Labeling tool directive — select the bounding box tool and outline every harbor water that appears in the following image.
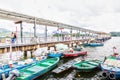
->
[0,37,118,80]
[35,37,120,80]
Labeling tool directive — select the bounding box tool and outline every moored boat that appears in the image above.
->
[73,47,82,51]
[64,51,87,57]
[73,59,102,72]
[0,57,45,80]
[16,57,59,80]
[100,56,120,79]
[52,59,76,74]
[47,51,63,58]
[84,43,104,47]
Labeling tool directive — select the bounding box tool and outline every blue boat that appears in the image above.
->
[84,43,104,47]
[0,58,44,80]
[16,57,59,80]
[47,52,63,58]
[100,57,120,79]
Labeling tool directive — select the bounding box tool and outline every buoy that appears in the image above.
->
[101,71,109,79]
[109,72,115,80]
[78,74,80,77]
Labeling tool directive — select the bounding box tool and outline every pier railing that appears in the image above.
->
[0,36,92,46]
[0,35,111,47]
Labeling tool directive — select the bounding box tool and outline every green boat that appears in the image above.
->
[73,60,102,72]
[73,45,83,51]
[17,57,59,80]
[73,47,81,51]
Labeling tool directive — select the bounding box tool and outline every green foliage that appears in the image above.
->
[110,32,120,36]
[53,34,65,37]
[53,33,83,37]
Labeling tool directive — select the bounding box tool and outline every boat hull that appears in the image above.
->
[73,47,81,51]
[0,58,43,80]
[100,57,120,79]
[64,51,87,57]
[84,43,104,47]
[101,64,120,79]
[73,60,102,72]
[17,57,59,80]
[48,53,63,58]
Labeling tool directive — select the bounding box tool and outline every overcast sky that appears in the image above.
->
[0,0,120,33]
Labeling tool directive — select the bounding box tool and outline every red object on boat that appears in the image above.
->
[113,53,118,57]
[64,51,87,57]
[10,64,13,68]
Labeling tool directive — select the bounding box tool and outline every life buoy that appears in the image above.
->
[109,72,115,79]
[102,71,109,79]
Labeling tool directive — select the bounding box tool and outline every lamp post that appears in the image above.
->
[33,18,36,37]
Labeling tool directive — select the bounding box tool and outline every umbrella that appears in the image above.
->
[52,30,60,34]
[53,30,69,34]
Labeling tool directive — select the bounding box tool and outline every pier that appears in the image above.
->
[0,39,89,54]
[0,9,111,54]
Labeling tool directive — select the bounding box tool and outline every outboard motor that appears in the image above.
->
[6,69,20,80]
[109,72,115,80]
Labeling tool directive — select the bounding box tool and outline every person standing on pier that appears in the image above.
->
[113,46,119,57]
[11,32,16,43]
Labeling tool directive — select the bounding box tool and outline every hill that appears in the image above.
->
[110,32,120,36]
[0,28,51,37]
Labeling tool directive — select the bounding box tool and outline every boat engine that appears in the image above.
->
[6,69,20,80]
[109,72,115,80]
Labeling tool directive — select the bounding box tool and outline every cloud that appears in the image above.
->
[0,0,120,32]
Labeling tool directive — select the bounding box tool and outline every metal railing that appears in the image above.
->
[0,36,97,46]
